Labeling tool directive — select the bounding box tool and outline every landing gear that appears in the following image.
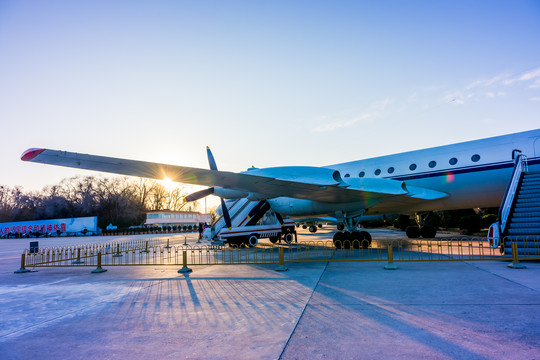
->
[269,236,279,244]
[308,225,317,233]
[333,231,372,249]
[337,223,345,231]
[406,226,421,239]
[420,225,437,239]
[404,212,439,239]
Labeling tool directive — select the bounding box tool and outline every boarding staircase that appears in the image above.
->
[498,154,540,256]
[207,199,272,240]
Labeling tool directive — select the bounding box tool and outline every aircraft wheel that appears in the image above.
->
[349,231,365,249]
[406,226,421,239]
[360,231,372,248]
[318,223,322,228]
[269,236,279,244]
[333,232,344,249]
[420,225,437,238]
[302,224,307,229]
[247,234,259,247]
[284,233,294,244]
[308,225,317,233]
[337,223,345,231]
[341,231,351,249]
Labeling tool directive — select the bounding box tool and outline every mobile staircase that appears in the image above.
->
[203,199,296,246]
[489,154,540,256]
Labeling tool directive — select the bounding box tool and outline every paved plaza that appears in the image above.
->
[1,228,539,359]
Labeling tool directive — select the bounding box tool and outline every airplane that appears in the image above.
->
[20,128,540,246]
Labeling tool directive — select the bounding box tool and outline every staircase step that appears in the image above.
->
[511,217,540,223]
[514,204,540,211]
[517,193,540,199]
[522,179,540,186]
[507,228,540,235]
[505,235,540,242]
[509,221,540,228]
[512,211,540,218]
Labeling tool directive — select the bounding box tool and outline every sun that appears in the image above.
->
[160,176,177,192]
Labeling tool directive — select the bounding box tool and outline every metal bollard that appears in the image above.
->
[165,238,171,249]
[384,244,398,270]
[178,250,192,273]
[14,253,31,273]
[141,241,149,253]
[73,248,84,264]
[275,246,288,271]
[91,252,107,273]
[113,243,123,257]
[507,242,526,269]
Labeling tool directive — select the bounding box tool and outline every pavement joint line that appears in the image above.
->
[465,260,540,294]
[278,261,329,360]
[0,277,168,340]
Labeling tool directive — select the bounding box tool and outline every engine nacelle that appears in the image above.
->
[267,197,366,217]
[213,188,248,199]
[244,166,344,186]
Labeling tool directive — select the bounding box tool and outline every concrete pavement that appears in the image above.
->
[1,228,539,359]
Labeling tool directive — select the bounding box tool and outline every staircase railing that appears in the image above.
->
[498,154,528,235]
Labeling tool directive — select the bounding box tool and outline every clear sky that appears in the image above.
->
[1,0,539,193]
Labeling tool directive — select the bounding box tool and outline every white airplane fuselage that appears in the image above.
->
[268,129,540,217]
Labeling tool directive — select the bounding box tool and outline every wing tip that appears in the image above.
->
[21,148,45,161]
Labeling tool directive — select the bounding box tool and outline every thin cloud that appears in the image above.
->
[313,113,373,132]
[312,98,391,132]
[503,67,540,85]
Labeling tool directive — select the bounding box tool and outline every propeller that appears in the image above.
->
[184,187,215,202]
[207,146,218,170]
[184,146,232,230]
[275,212,284,225]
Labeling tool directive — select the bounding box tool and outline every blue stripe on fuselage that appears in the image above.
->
[385,157,540,181]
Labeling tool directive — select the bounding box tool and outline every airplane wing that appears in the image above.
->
[21,148,448,205]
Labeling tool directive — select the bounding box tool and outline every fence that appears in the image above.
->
[14,237,540,274]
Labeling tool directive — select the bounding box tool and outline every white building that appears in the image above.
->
[144,210,211,228]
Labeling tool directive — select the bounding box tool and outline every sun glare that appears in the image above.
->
[161,176,177,191]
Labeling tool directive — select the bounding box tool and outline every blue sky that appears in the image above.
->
[1,0,539,193]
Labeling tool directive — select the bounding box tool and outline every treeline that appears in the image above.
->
[0,176,198,229]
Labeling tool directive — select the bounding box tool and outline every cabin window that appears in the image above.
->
[449,157,458,165]
[471,154,480,162]
[359,171,365,177]
[374,169,381,176]
[428,161,436,168]
[344,173,350,178]
[409,163,417,171]
[387,167,395,174]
